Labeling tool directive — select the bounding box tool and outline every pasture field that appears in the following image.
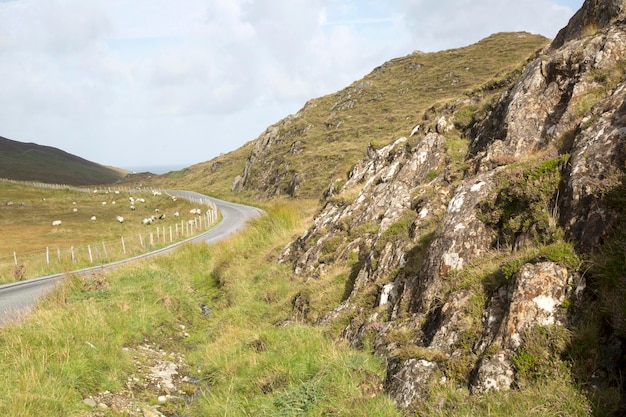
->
[0,181,216,283]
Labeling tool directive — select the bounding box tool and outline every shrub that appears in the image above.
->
[512,325,571,387]
[479,154,569,248]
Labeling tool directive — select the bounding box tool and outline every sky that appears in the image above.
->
[0,0,585,173]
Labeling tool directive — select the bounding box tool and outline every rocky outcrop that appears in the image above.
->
[472,262,576,393]
[551,0,626,49]
[225,33,548,200]
[231,118,305,197]
[281,0,626,411]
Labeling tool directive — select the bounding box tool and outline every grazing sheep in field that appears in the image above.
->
[174,211,179,217]
[112,201,116,205]
[91,216,97,221]
[130,205,136,210]
[72,208,78,212]
[158,214,165,220]
[138,198,145,203]
[116,216,124,223]
[102,202,107,205]
[171,196,177,201]
[152,190,162,196]
[52,220,62,226]
[154,208,160,213]
[189,208,201,215]
[142,218,153,225]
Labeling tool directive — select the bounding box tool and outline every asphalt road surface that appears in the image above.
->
[0,191,264,326]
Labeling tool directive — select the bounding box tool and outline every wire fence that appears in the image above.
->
[0,177,154,193]
[0,179,220,283]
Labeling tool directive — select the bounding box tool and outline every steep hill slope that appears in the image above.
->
[279,0,626,414]
[0,136,126,186]
[151,32,548,200]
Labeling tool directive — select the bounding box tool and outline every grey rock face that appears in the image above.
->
[281,0,626,410]
[472,262,572,393]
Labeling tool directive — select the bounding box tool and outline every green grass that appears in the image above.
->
[0,194,615,416]
[0,203,399,416]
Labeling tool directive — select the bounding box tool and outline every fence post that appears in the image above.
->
[57,248,61,263]
[71,246,75,263]
[169,226,173,242]
[13,251,17,266]
[122,236,126,255]
[88,245,93,263]
[150,233,154,246]
[46,247,50,265]
[103,242,108,258]
[157,227,160,242]
[139,234,144,248]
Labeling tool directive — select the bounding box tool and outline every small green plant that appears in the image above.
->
[273,380,321,414]
[392,345,447,362]
[377,211,416,249]
[453,103,480,128]
[512,325,571,387]
[479,154,569,249]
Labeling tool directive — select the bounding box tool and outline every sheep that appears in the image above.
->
[137,198,145,203]
[189,208,202,215]
[72,208,78,212]
[158,214,166,220]
[116,216,124,223]
[52,220,62,226]
[130,205,136,211]
[174,211,179,217]
[90,216,97,221]
[102,202,107,205]
[171,196,177,201]
[152,190,162,196]
[154,208,160,213]
[142,218,153,225]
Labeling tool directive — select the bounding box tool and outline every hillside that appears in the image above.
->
[0,136,126,186]
[3,1,626,416]
[147,32,549,200]
[278,0,626,413]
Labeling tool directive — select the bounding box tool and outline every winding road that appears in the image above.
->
[0,191,264,325]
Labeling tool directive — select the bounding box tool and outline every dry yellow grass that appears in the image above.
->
[0,181,216,282]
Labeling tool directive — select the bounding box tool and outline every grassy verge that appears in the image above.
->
[0,203,399,416]
[0,196,605,416]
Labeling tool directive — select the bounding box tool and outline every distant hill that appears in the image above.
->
[0,136,126,186]
[148,32,549,200]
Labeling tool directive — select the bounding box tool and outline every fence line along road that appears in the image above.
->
[0,190,264,326]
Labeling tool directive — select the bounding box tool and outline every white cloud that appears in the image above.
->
[0,0,582,170]
[402,0,574,51]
